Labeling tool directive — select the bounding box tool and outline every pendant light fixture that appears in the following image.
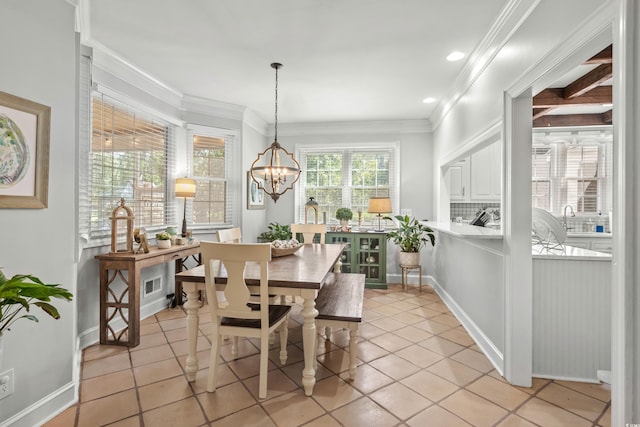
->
[249,62,301,202]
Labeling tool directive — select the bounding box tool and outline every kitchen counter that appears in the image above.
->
[532,244,612,261]
[423,221,502,239]
[567,231,612,238]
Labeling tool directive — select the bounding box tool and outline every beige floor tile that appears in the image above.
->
[401,370,459,402]
[427,359,483,387]
[317,348,361,375]
[369,382,433,420]
[339,363,394,394]
[261,390,326,427]
[362,298,383,309]
[311,375,363,411]
[598,403,611,427]
[132,357,183,387]
[332,397,400,427]
[81,352,131,380]
[164,326,198,343]
[536,382,607,421]
[139,321,162,336]
[369,295,400,305]
[395,344,444,368]
[495,414,538,427]
[450,348,494,373]
[393,325,433,343]
[218,337,259,361]
[82,344,128,362]
[369,316,407,332]
[42,405,77,427]
[431,313,462,327]
[369,353,421,380]
[197,382,257,421]
[414,320,454,336]
[159,316,189,331]
[155,308,187,321]
[357,322,387,339]
[130,343,175,367]
[439,328,475,346]
[389,300,421,312]
[280,360,333,388]
[355,340,389,362]
[369,332,412,352]
[211,405,277,427]
[408,305,442,318]
[555,379,611,402]
[372,304,403,316]
[190,363,238,393]
[440,389,508,427]
[517,397,592,427]
[419,335,465,356]
[107,416,141,427]
[426,301,450,312]
[76,389,139,427]
[138,375,194,411]
[465,376,530,410]
[361,309,386,322]
[80,369,135,402]
[227,353,277,379]
[243,369,299,399]
[170,335,211,357]
[142,396,206,427]
[301,414,342,426]
[407,405,471,427]
[136,331,169,350]
[510,376,550,394]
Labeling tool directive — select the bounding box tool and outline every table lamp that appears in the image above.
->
[175,177,196,237]
[368,197,392,232]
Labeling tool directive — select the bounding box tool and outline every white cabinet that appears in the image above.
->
[470,142,501,202]
[448,158,469,201]
[565,235,612,253]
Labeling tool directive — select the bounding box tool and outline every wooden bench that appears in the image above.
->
[314,272,365,380]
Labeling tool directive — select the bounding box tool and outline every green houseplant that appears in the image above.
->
[156,231,172,248]
[384,214,435,265]
[335,207,353,231]
[0,269,73,335]
[258,222,292,242]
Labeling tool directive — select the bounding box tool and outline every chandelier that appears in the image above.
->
[249,63,301,202]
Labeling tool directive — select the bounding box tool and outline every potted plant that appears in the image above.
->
[258,222,292,242]
[384,214,435,266]
[156,231,172,249]
[0,269,73,366]
[335,207,353,231]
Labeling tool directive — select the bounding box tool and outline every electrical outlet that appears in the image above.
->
[0,368,14,400]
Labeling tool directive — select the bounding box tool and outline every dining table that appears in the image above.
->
[174,242,344,396]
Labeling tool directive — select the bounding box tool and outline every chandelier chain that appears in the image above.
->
[274,65,278,142]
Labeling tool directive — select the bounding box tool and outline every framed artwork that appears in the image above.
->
[247,171,265,210]
[0,91,51,208]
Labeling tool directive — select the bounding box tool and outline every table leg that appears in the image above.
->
[300,289,319,396]
[184,282,201,382]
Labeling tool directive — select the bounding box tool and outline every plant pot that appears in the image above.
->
[340,219,349,231]
[398,251,420,267]
[157,239,171,249]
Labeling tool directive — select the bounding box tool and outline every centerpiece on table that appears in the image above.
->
[155,231,172,249]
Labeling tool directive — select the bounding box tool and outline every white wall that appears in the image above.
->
[0,1,78,425]
[241,122,268,242]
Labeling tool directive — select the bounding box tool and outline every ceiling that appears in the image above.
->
[86,0,509,125]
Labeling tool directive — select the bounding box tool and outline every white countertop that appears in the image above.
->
[532,244,612,261]
[566,232,612,238]
[423,221,503,239]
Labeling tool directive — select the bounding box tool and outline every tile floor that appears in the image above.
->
[44,284,611,427]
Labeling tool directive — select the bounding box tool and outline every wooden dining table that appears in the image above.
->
[174,243,344,396]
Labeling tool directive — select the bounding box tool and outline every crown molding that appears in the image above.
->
[242,109,268,135]
[271,119,431,137]
[430,0,542,130]
[181,95,248,121]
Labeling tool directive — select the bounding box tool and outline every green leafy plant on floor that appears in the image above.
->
[383,214,435,253]
[258,222,292,242]
[0,269,73,334]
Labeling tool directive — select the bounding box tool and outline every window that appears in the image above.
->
[531,129,612,215]
[81,93,175,240]
[187,125,238,228]
[295,144,399,225]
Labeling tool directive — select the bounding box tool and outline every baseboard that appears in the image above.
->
[533,373,603,384]
[0,382,76,427]
[427,275,505,376]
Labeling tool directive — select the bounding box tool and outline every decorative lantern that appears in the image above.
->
[304,197,319,224]
[110,198,135,254]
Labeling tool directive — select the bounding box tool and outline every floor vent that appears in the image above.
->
[144,276,162,297]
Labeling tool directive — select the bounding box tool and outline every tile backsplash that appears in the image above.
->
[450,203,500,221]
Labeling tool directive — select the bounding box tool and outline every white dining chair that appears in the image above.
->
[216,227,242,243]
[290,223,327,244]
[201,241,291,399]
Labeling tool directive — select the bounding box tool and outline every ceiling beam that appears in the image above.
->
[532,108,555,120]
[565,64,612,98]
[533,86,612,108]
[584,45,612,65]
[532,110,613,128]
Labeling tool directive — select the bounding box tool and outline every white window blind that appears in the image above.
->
[295,144,399,225]
[79,75,176,240]
[187,125,238,228]
[531,129,612,215]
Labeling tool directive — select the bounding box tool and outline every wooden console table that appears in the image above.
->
[95,243,200,347]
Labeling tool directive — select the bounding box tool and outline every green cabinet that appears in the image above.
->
[327,231,387,289]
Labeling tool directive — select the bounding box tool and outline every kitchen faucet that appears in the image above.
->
[562,204,575,230]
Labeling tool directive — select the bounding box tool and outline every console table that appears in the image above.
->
[95,243,200,347]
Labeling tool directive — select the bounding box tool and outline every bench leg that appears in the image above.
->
[348,325,358,380]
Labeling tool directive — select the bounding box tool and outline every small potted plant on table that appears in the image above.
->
[335,208,353,231]
[156,231,172,249]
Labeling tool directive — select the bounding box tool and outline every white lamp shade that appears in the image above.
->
[175,178,196,198]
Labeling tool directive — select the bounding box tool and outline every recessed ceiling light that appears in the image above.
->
[447,51,465,62]
[422,97,436,104]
